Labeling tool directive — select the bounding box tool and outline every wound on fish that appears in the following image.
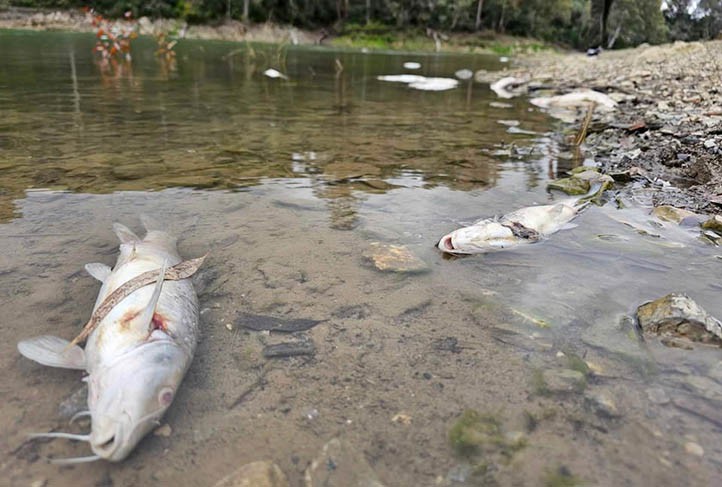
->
[120,309,140,329]
[151,313,166,331]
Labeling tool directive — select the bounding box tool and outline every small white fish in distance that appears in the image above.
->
[437,199,580,254]
[530,90,617,111]
[17,216,203,463]
[263,68,288,80]
[489,76,527,99]
[377,74,459,91]
[403,61,421,69]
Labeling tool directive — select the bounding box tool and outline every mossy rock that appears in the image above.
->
[701,215,722,232]
[449,410,503,456]
[547,177,590,195]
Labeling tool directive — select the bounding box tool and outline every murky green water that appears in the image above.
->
[2,30,721,486]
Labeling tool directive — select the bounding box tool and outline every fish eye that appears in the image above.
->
[158,387,175,407]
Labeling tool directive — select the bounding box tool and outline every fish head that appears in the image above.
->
[88,340,188,461]
[437,221,516,254]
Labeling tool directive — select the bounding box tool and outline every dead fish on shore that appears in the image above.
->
[17,217,205,464]
[437,197,593,255]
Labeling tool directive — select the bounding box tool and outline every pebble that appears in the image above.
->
[684,442,704,457]
[646,387,670,405]
[362,242,428,274]
[213,461,289,487]
[541,368,586,393]
[305,438,386,487]
[154,424,172,437]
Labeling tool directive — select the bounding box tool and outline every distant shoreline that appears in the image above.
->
[0,6,553,55]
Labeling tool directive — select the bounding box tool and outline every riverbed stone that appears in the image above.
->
[213,461,289,487]
[304,438,385,487]
[651,205,698,224]
[701,215,722,232]
[636,293,722,343]
[547,176,590,195]
[362,242,428,273]
[540,368,586,393]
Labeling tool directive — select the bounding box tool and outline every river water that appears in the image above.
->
[1,30,721,486]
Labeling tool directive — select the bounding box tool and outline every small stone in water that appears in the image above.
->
[646,387,670,405]
[684,442,704,457]
[391,413,412,425]
[154,424,172,437]
[651,205,698,224]
[363,242,428,273]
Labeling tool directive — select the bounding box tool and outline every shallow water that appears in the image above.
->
[1,30,721,486]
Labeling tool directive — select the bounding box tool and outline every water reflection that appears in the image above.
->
[0,30,550,223]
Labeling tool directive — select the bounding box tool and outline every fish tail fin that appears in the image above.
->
[17,335,86,370]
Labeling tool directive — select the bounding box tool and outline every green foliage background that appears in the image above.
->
[4,0,720,48]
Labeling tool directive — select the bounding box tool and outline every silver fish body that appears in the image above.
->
[438,200,579,254]
[17,218,201,463]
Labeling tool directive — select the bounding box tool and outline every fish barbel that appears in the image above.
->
[17,216,204,463]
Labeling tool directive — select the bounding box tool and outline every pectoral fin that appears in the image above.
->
[84,263,111,282]
[138,261,167,334]
[17,335,86,370]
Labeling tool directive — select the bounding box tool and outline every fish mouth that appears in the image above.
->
[440,236,455,252]
[91,425,121,460]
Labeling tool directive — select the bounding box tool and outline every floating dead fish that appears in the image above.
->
[454,69,473,80]
[530,90,617,111]
[403,61,421,70]
[437,199,582,254]
[489,76,527,99]
[17,217,205,464]
[236,312,323,332]
[377,74,459,92]
[263,68,288,80]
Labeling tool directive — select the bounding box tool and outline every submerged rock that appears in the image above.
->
[651,205,698,224]
[363,242,428,273]
[547,177,590,195]
[701,215,722,233]
[213,461,289,487]
[539,369,587,394]
[636,293,722,344]
[305,438,385,487]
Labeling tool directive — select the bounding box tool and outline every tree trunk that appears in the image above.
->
[475,0,484,31]
[366,0,371,25]
[226,0,232,20]
[243,0,249,23]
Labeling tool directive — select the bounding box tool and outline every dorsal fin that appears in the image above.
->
[84,263,111,282]
[18,335,86,370]
[113,223,140,244]
[138,261,167,334]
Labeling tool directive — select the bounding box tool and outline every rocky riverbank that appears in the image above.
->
[477,40,722,213]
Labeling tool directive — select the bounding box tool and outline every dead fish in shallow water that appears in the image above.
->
[17,216,205,464]
[437,199,584,255]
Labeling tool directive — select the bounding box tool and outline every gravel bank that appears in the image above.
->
[477,40,722,213]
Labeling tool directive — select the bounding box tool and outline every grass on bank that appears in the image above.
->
[329,22,554,54]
